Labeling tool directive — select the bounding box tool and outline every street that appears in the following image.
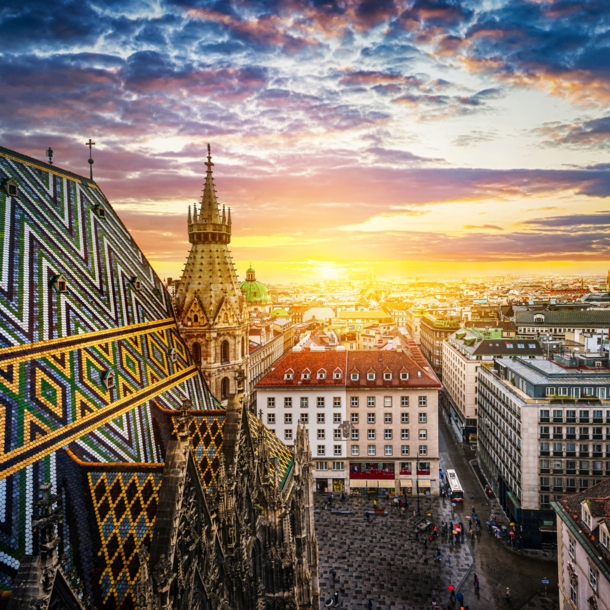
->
[313,415,560,609]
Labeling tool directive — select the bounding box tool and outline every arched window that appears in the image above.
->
[221,340,230,363]
[221,377,230,400]
[193,314,199,323]
[241,336,245,359]
[192,341,201,365]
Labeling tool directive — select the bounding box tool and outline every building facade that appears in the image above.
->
[553,479,610,610]
[255,348,442,496]
[175,145,249,405]
[515,310,610,340]
[477,355,610,549]
[420,314,461,378]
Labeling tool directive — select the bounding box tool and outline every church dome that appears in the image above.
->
[240,266,273,305]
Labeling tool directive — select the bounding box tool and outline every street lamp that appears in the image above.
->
[416,456,421,517]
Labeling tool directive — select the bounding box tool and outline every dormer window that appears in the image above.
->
[284,369,294,380]
[92,203,106,218]
[384,372,392,381]
[317,369,326,380]
[301,369,311,380]
[101,370,115,391]
[400,372,409,381]
[582,504,592,529]
[50,274,68,294]
[533,314,545,323]
[333,369,342,380]
[169,348,178,363]
[367,372,375,381]
[601,526,609,550]
[2,178,19,197]
[417,371,422,377]
[130,276,142,291]
[351,373,359,381]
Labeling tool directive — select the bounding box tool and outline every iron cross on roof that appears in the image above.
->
[85,138,95,180]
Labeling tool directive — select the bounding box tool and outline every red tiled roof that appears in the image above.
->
[255,349,440,389]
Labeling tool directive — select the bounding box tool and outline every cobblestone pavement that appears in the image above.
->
[314,493,473,610]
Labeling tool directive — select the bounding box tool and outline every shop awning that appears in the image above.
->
[349,480,367,488]
[377,480,396,488]
[399,480,413,488]
[418,480,432,488]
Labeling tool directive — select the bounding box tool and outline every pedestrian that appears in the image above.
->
[334,591,339,606]
[330,568,336,581]
[368,601,373,610]
[472,505,476,515]
[446,553,451,566]
[470,529,474,541]
[424,537,427,549]
[473,574,479,590]
[373,499,377,509]
[456,592,464,606]
[505,587,511,603]
[468,519,472,531]
[448,585,455,601]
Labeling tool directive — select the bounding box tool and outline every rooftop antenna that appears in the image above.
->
[85,138,95,180]
[46,147,53,165]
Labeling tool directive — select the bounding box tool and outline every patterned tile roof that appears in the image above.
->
[0,146,215,588]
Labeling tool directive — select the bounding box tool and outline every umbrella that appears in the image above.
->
[452,502,457,507]
[427,513,432,517]
[492,526,499,531]
[465,515,471,520]
[456,593,464,603]
[486,520,492,525]
[447,585,455,592]
[452,530,458,535]
[510,522,515,526]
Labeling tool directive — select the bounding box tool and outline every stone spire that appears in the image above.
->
[200,143,221,224]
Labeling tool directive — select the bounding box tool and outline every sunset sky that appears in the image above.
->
[2,0,609,282]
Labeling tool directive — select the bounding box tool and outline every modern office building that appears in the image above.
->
[477,354,610,548]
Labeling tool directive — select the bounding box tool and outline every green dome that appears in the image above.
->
[240,266,273,306]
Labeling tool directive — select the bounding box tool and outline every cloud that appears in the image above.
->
[522,212,610,229]
[463,224,504,230]
[535,115,610,150]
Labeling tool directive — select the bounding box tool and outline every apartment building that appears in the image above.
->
[477,354,610,549]
[420,314,461,377]
[515,310,610,340]
[442,329,543,442]
[256,347,441,495]
[553,479,610,610]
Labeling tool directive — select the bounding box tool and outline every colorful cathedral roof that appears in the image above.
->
[0,145,217,590]
[240,266,273,306]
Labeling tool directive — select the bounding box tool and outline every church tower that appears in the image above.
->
[175,144,248,405]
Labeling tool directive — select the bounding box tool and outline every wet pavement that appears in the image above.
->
[313,413,560,610]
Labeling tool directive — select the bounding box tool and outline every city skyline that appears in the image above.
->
[2,0,609,282]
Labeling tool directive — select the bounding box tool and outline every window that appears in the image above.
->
[267,397,275,408]
[267,413,275,424]
[332,461,344,470]
[589,566,597,591]
[317,369,326,380]
[301,397,308,408]
[419,430,427,440]
[316,461,328,470]
[570,579,577,605]
[284,429,293,440]
[317,413,325,424]
[367,413,375,424]
[284,413,292,424]
[351,373,359,381]
[334,429,342,440]
[284,371,293,380]
[333,397,341,408]
[368,445,376,455]
[367,396,375,407]
[546,387,555,396]
[384,396,392,407]
[583,506,592,528]
[302,371,310,380]
[401,413,409,423]
[368,429,375,439]
[351,445,359,455]
[367,372,375,381]
[334,445,342,456]
[384,445,393,455]
[301,413,309,424]
[384,372,392,380]
[400,372,409,381]
[351,413,359,424]
[351,429,359,440]
[601,528,609,549]
[419,413,427,423]
[384,413,392,424]
[419,396,427,407]
[540,409,550,420]
[419,445,427,456]
[384,429,393,440]
[317,445,325,456]
[333,413,341,424]
[317,397,325,408]
[401,429,409,440]
[401,396,409,407]
[351,397,359,407]
[317,429,325,440]
[333,370,342,380]
[559,387,568,396]
[401,445,410,456]
[284,397,292,408]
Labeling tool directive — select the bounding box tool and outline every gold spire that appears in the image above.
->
[200,143,220,224]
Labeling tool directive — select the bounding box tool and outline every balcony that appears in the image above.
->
[553,451,564,457]
[580,470,590,476]
[553,434,563,440]
[540,451,550,456]
[580,417,590,424]
[566,434,576,440]
[540,433,550,439]
[540,468,550,474]
[552,469,564,475]
[592,469,603,476]
[553,486,564,493]
[539,417,550,423]
[540,485,550,492]
[566,451,576,457]
[566,486,577,493]
[566,417,576,424]
[593,434,603,440]
[552,417,563,423]
[593,451,603,458]
[566,469,576,475]
[593,418,603,424]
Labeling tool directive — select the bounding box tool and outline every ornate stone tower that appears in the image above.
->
[175,144,248,405]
